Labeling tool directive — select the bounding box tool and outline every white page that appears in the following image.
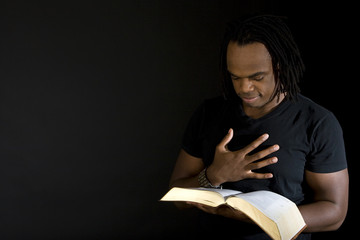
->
[235,190,295,222]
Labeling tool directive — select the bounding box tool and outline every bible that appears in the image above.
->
[160,187,307,240]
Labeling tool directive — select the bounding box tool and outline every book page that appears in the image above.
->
[233,190,296,221]
[226,197,280,239]
[227,190,306,240]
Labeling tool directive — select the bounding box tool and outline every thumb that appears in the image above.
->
[218,128,233,151]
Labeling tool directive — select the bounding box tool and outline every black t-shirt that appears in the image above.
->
[181,94,347,239]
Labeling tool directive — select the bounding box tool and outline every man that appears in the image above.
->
[168,15,348,239]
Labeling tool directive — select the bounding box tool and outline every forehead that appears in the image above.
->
[226,41,272,75]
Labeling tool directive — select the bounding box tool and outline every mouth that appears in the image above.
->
[240,96,259,103]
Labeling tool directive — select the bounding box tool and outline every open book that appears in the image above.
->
[160,187,306,240]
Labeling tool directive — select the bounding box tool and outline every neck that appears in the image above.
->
[243,93,286,119]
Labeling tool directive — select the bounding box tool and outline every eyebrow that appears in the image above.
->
[228,71,267,79]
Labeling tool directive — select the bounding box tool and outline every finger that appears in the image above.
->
[216,205,252,222]
[248,157,278,171]
[241,133,269,155]
[247,144,280,162]
[217,128,234,151]
[193,203,217,214]
[248,171,274,179]
[216,205,236,218]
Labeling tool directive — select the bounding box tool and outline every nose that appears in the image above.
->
[233,78,254,93]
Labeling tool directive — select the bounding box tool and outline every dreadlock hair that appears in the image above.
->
[220,14,305,102]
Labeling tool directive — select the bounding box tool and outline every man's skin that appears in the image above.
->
[169,41,349,232]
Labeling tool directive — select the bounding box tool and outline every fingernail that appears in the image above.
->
[271,157,278,163]
[263,134,269,140]
[273,145,279,150]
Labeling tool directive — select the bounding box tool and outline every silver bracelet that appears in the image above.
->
[198,168,222,189]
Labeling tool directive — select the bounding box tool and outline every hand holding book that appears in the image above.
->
[187,201,254,223]
[161,187,307,240]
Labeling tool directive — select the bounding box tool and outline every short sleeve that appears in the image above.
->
[181,103,206,158]
[305,112,347,173]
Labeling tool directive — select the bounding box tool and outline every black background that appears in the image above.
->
[0,1,357,239]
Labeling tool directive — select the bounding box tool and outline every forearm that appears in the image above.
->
[169,174,200,188]
[299,201,346,232]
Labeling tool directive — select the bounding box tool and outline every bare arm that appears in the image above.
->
[299,169,349,232]
[168,149,204,209]
[169,149,204,189]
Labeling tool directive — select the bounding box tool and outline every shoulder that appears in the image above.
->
[297,94,344,139]
[186,95,227,124]
[295,94,338,123]
[202,95,227,107]
[186,95,233,131]
[196,95,229,116]
[296,94,331,115]
[299,95,347,172]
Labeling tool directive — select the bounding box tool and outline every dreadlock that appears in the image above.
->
[220,14,305,102]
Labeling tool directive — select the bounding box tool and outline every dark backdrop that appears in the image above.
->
[0,1,356,239]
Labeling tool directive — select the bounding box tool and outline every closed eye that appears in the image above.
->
[252,75,264,81]
[230,74,240,80]
[229,71,267,81]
